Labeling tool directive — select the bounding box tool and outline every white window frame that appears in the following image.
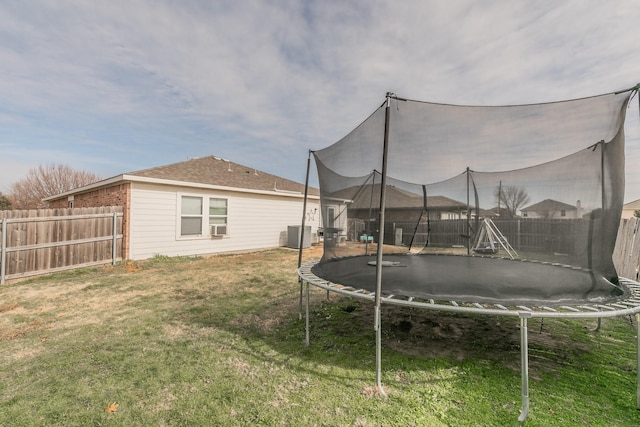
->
[209,198,228,237]
[177,193,230,240]
[179,195,204,237]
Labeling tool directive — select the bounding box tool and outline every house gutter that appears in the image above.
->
[44,174,320,201]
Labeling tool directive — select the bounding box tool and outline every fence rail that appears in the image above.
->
[0,207,124,284]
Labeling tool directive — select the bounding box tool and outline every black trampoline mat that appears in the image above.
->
[311,254,624,306]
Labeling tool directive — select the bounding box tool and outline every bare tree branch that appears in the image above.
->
[8,164,102,210]
[494,184,530,218]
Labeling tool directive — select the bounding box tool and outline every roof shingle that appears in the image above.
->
[129,155,318,195]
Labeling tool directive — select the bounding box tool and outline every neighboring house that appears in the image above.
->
[322,184,480,244]
[482,207,508,218]
[520,199,580,219]
[328,184,472,222]
[44,156,320,260]
[319,196,350,243]
[622,199,640,219]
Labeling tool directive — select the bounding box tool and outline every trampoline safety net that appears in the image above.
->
[311,88,639,306]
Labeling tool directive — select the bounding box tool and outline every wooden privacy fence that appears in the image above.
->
[385,218,581,250]
[613,216,640,281]
[378,217,640,280]
[0,207,124,284]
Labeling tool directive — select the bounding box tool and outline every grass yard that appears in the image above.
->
[1,246,639,426]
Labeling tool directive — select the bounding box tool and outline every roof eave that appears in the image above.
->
[44,174,319,201]
[43,174,127,201]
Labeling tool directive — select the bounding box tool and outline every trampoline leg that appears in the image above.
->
[593,317,602,332]
[375,305,387,397]
[305,281,310,347]
[518,315,530,423]
[298,278,303,321]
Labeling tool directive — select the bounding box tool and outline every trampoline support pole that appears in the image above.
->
[518,314,531,422]
[305,281,310,347]
[593,317,602,332]
[298,151,312,321]
[373,93,392,398]
[375,305,385,395]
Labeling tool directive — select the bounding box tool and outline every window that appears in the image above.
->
[181,196,203,236]
[209,198,228,236]
[179,195,228,238]
[560,210,566,217]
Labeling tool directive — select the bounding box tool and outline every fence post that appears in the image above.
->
[112,212,117,266]
[1,218,6,285]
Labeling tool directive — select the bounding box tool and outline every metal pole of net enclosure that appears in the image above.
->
[298,150,312,321]
[374,93,393,396]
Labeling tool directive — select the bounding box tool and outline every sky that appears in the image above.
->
[1,1,640,201]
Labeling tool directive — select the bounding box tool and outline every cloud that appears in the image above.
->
[0,1,639,200]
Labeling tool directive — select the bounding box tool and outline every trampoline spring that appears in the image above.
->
[610,303,629,309]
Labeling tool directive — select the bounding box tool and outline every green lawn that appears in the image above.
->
[1,248,639,426]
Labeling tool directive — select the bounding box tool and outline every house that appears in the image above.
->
[482,207,509,218]
[321,183,482,245]
[622,199,640,219]
[327,184,472,222]
[520,199,580,219]
[44,156,320,260]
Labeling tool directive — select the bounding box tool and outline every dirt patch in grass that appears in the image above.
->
[309,290,597,380]
[0,303,18,314]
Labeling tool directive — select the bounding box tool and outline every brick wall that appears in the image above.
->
[47,183,131,258]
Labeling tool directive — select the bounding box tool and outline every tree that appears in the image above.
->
[494,184,530,218]
[634,209,640,218]
[0,192,12,210]
[9,164,102,210]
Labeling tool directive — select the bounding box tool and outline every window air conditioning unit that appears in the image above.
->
[210,224,227,237]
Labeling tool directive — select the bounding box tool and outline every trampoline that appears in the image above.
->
[311,254,626,307]
[296,85,640,421]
